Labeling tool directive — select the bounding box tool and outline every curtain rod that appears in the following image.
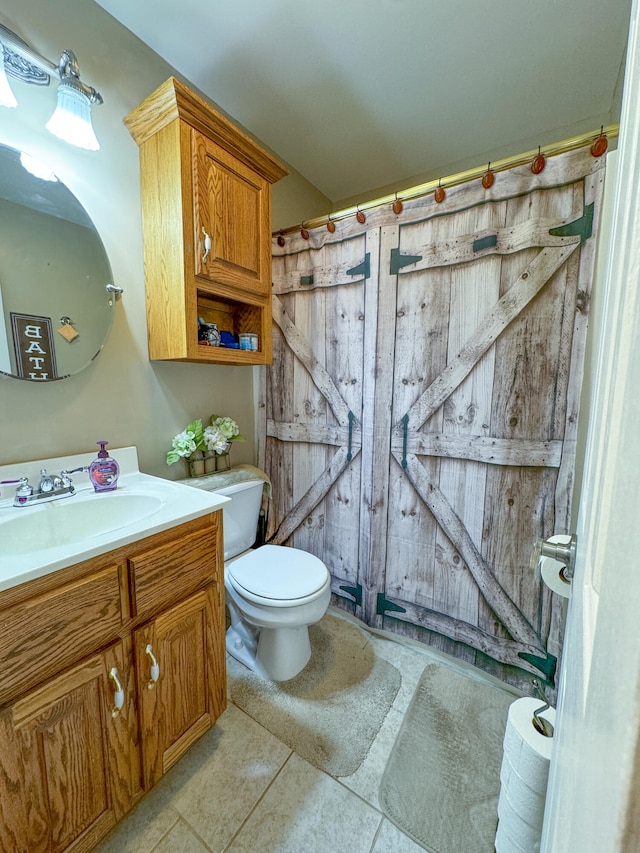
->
[274,123,619,237]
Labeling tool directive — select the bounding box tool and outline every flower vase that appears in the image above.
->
[216,447,231,471]
[204,450,217,474]
[202,445,231,474]
[187,449,205,477]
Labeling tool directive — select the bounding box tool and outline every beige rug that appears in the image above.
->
[229,613,401,777]
[380,663,514,853]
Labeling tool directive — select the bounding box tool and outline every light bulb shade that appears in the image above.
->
[0,45,18,108]
[46,81,100,150]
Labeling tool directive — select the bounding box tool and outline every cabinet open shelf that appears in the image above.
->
[196,288,271,364]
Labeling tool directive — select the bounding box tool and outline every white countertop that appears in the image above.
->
[0,447,228,592]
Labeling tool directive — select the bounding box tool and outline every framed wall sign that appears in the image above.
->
[10,313,58,380]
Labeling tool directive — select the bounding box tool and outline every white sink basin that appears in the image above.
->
[0,446,230,593]
[0,491,164,556]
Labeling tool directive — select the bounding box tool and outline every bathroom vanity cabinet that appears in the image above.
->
[124,77,287,366]
[0,512,225,853]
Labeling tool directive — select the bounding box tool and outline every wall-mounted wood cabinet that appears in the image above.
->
[125,77,287,366]
[0,513,225,852]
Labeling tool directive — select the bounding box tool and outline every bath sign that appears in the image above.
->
[10,313,57,380]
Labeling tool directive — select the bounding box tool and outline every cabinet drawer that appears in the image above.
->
[0,564,124,707]
[130,526,217,620]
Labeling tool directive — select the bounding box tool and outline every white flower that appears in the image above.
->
[172,429,197,457]
[212,416,240,441]
[204,425,230,454]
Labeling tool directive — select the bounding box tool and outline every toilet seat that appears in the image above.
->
[227,544,329,606]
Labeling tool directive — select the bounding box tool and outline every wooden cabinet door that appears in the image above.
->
[193,130,271,298]
[135,585,226,788]
[0,641,141,853]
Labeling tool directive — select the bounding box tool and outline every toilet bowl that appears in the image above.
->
[181,471,331,681]
[225,544,331,681]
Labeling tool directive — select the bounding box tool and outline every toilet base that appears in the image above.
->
[226,623,269,679]
[226,622,312,681]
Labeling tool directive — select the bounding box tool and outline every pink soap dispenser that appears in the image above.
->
[88,441,120,492]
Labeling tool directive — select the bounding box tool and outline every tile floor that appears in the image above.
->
[95,607,510,853]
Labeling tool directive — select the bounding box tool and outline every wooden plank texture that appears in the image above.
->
[266,147,604,689]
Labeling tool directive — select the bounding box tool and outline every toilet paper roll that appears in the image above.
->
[500,737,551,798]
[499,758,546,826]
[495,815,540,853]
[502,698,555,771]
[497,796,544,850]
[496,697,555,853]
[534,533,572,598]
[540,555,572,598]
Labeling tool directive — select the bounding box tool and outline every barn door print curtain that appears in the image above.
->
[262,146,605,689]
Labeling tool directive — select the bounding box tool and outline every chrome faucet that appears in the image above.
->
[38,469,55,493]
[2,466,86,506]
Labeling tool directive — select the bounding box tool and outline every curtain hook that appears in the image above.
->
[356,206,366,224]
[591,126,608,158]
[434,180,446,203]
[300,222,309,240]
[277,230,286,247]
[482,162,495,189]
[326,214,336,233]
[392,192,403,214]
[531,145,546,174]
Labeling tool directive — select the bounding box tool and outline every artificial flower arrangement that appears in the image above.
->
[166,414,244,465]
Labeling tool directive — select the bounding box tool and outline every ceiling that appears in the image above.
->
[96,0,631,205]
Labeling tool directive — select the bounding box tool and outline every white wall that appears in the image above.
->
[0,0,329,478]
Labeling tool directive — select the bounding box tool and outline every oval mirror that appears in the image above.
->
[0,143,115,381]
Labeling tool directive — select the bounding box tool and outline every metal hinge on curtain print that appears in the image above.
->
[401,414,409,469]
[473,234,498,252]
[376,593,407,617]
[389,247,422,275]
[346,253,371,279]
[347,411,355,462]
[338,583,363,607]
[548,202,594,244]
[299,253,370,286]
[518,651,558,683]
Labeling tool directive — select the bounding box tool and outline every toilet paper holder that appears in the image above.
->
[531,679,554,737]
[530,533,577,582]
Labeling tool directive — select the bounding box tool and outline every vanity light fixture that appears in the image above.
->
[0,22,103,150]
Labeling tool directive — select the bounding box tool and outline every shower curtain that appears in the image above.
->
[261,145,605,690]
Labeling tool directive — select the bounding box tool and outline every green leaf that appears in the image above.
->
[186,418,206,450]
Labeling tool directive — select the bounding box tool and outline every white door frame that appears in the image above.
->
[542,1,640,848]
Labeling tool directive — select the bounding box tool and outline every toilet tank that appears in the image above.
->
[209,479,264,560]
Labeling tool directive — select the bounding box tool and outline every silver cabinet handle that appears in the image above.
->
[145,643,160,688]
[202,227,211,264]
[109,667,125,717]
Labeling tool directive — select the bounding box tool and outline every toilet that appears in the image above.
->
[191,474,331,681]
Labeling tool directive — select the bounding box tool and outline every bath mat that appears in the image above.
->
[379,663,514,852]
[229,613,401,777]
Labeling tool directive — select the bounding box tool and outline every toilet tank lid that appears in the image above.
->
[228,545,329,600]
[175,464,271,497]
